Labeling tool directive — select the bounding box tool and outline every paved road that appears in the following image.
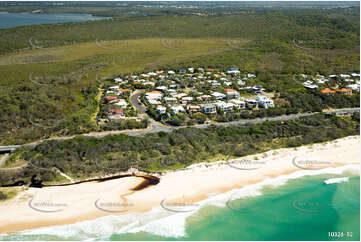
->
[130,90,147,114]
[0,107,359,150]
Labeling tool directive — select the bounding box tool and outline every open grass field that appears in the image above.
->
[0,7,359,145]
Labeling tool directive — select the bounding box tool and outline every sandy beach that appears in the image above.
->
[0,135,359,234]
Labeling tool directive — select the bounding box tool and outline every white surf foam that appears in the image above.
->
[4,164,359,240]
[324,177,349,184]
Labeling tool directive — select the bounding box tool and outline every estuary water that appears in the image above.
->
[0,12,108,29]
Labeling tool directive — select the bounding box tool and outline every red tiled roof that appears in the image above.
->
[225,89,236,92]
[118,89,131,92]
[320,88,335,94]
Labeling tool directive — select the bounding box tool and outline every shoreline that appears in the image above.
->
[0,135,359,234]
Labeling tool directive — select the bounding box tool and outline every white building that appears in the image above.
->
[215,101,234,112]
[346,84,360,92]
[256,96,274,108]
[146,91,163,101]
[200,104,217,114]
[211,92,226,100]
[156,105,167,114]
[225,89,240,99]
[114,99,127,108]
[170,105,185,114]
[230,99,246,109]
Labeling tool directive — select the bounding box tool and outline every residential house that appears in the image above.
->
[114,99,127,108]
[351,73,360,80]
[146,91,163,101]
[247,73,256,78]
[340,74,351,79]
[251,85,265,94]
[246,99,258,109]
[109,85,120,90]
[200,104,217,114]
[186,105,201,114]
[197,95,212,102]
[181,96,194,104]
[170,105,185,114]
[320,88,336,95]
[164,97,177,104]
[156,105,167,114]
[156,86,168,92]
[117,89,131,95]
[105,96,118,102]
[226,67,240,75]
[336,88,352,95]
[211,92,226,100]
[256,96,274,108]
[230,99,246,109]
[215,101,234,112]
[174,93,188,99]
[225,89,240,99]
[168,70,176,75]
[346,84,360,92]
[108,109,124,119]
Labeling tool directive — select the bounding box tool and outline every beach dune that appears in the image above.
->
[0,135,359,234]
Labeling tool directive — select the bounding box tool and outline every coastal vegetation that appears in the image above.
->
[0,113,359,187]
[0,5,359,145]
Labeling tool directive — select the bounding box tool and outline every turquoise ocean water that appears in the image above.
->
[1,166,359,241]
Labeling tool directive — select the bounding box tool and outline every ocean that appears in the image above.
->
[0,12,108,29]
[0,165,359,241]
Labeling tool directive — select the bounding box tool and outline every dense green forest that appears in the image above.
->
[0,6,359,145]
[0,113,359,187]
[0,7,359,55]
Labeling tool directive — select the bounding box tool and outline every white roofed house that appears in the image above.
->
[215,101,234,112]
[109,85,120,90]
[256,96,274,109]
[351,73,360,80]
[156,86,168,92]
[168,70,176,75]
[146,91,163,102]
[340,74,351,79]
[170,105,185,114]
[211,92,226,100]
[156,105,167,114]
[186,105,200,114]
[181,96,194,105]
[114,78,125,83]
[346,84,360,92]
[303,81,318,89]
[164,97,177,104]
[147,72,157,76]
[247,73,256,78]
[226,67,240,75]
[113,99,128,108]
[230,99,246,109]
